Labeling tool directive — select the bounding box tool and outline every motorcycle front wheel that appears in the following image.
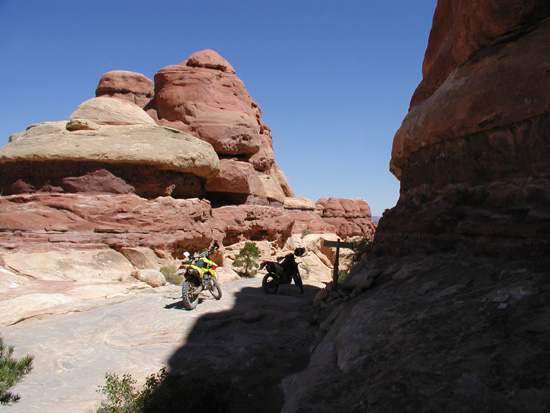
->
[182,279,200,310]
[209,277,222,300]
[262,273,279,294]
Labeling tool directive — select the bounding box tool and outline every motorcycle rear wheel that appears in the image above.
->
[262,273,279,294]
[182,280,199,310]
[209,277,222,300]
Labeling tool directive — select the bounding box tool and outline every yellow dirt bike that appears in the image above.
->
[177,242,222,310]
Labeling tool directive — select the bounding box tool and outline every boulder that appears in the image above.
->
[95,70,154,108]
[69,97,156,126]
[66,118,100,131]
[186,49,236,73]
[131,269,166,287]
[149,50,269,161]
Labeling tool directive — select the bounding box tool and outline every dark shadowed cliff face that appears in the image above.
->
[282,2,550,412]
[374,0,550,258]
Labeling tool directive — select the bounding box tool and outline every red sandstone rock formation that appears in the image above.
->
[0,49,375,263]
[146,49,291,204]
[316,198,376,239]
[95,70,154,108]
[375,0,550,257]
[0,193,374,254]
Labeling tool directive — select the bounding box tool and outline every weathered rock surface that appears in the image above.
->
[149,50,267,160]
[211,202,374,246]
[69,96,156,126]
[131,269,166,287]
[0,122,219,198]
[412,0,550,108]
[282,254,550,412]
[0,194,216,252]
[95,70,154,108]
[283,197,317,211]
[377,1,550,258]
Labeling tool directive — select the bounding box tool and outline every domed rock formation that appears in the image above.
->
[70,96,157,126]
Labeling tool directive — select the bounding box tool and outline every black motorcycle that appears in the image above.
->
[260,247,306,294]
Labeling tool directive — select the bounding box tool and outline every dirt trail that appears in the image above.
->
[1,278,322,412]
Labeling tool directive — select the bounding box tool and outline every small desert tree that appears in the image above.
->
[232,242,261,277]
[348,235,374,268]
[0,335,33,405]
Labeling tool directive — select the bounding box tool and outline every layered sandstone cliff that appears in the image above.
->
[374,0,550,257]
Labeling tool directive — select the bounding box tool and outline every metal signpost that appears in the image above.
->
[323,239,354,287]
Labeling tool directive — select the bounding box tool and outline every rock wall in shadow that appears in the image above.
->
[374,0,550,258]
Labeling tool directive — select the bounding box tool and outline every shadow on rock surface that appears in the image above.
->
[146,282,321,413]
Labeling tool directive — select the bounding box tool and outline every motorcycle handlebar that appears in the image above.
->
[195,242,219,259]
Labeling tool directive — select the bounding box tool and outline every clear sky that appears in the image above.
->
[0,0,437,216]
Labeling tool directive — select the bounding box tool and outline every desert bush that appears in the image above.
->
[232,242,261,277]
[96,367,233,413]
[160,266,182,285]
[0,335,33,405]
[347,236,374,268]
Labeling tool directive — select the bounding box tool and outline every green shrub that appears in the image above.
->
[338,269,349,284]
[347,236,374,268]
[0,335,33,405]
[96,372,141,413]
[96,368,233,413]
[232,242,261,277]
[160,266,182,285]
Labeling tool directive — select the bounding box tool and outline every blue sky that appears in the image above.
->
[0,0,437,216]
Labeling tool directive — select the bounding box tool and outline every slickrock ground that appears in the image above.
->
[1,277,323,413]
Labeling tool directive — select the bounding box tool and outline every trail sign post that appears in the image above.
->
[323,239,354,287]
